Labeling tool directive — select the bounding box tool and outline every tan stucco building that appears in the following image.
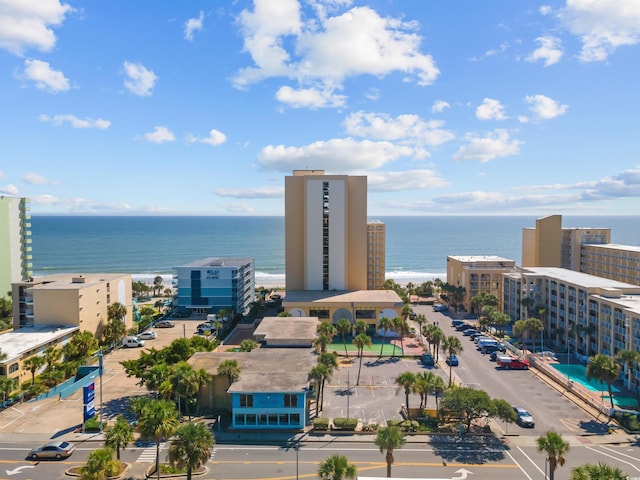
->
[12,273,133,336]
[447,255,516,312]
[367,220,386,290]
[285,170,368,292]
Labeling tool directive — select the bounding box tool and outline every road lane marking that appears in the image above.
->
[516,446,545,478]
[586,446,640,473]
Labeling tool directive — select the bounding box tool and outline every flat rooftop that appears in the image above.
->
[177,257,253,268]
[189,347,317,393]
[283,289,403,305]
[253,317,319,343]
[523,267,640,290]
[20,273,130,290]
[448,255,515,264]
[0,325,79,363]
[583,243,640,253]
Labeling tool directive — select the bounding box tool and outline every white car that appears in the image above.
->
[137,331,157,340]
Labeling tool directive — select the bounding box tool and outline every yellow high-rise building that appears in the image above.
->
[285,170,368,291]
[367,220,386,290]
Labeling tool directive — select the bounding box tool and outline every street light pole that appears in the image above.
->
[98,349,104,434]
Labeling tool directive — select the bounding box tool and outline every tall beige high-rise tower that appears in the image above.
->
[0,196,32,295]
[285,170,368,291]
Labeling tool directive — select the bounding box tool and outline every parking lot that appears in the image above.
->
[0,320,200,439]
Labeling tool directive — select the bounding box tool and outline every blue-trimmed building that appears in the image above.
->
[174,257,255,315]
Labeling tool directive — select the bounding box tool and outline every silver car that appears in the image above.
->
[29,441,76,460]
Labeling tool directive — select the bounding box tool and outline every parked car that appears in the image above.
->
[155,320,176,328]
[489,351,500,362]
[451,320,465,327]
[513,406,535,427]
[420,353,435,367]
[482,343,507,355]
[29,441,76,460]
[433,303,448,312]
[446,355,459,366]
[497,355,529,370]
[137,331,157,340]
[197,322,214,334]
[409,312,417,320]
[122,336,145,348]
[455,323,471,331]
[462,327,476,336]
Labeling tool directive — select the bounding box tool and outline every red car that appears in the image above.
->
[496,355,529,369]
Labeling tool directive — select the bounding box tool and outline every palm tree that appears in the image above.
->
[309,364,331,415]
[153,275,164,296]
[395,371,416,417]
[336,318,352,357]
[430,326,445,361]
[536,431,570,480]
[218,359,240,388]
[377,317,394,358]
[374,425,406,478]
[43,346,62,372]
[81,447,120,480]
[318,454,358,480]
[441,335,463,387]
[414,371,437,409]
[317,322,337,353]
[23,355,45,386]
[570,462,628,480]
[513,319,528,353]
[137,399,180,480]
[168,421,215,480]
[105,415,134,460]
[353,333,372,385]
[0,377,16,404]
[354,320,368,335]
[239,339,259,352]
[393,317,409,358]
[617,349,640,410]
[525,318,544,353]
[586,354,620,409]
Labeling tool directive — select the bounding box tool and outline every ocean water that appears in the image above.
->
[30,215,640,287]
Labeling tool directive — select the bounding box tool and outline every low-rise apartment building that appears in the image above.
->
[447,255,516,313]
[504,267,640,392]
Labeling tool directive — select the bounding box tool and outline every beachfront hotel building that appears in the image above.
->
[446,255,516,313]
[522,214,611,270]
[580,244,640,286]
[285,170,368,292]
[283,170,401,328]
[174,257,255,316]
[11,273,134,335]
[0,196,32,296]
[502,267,640,392]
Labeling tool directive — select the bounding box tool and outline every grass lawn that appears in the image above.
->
[328,341,403,356]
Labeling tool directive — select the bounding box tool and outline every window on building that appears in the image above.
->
[240,394,253,407]
[284,394,298,407]
[258,414,267,425]
[246,414,256,425]
[291,413,300,424]
[279,413,289,424]
[268,414,278,425]
[9,363,18,373]
[235,414,245,425]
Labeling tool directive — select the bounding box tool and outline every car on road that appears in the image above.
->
[29,441,76,460]
[451,319,465,328]
[155,320,176,328]
[433,303,448,312]
[137,330,157,340]
[462,327,477,336]
[409,312,417,320]
[446,355,459,366]
[197,322,215,334]
[497,355,529,369]
[482,343,506,355]
[513,406,535,427]
[420,353,435,367]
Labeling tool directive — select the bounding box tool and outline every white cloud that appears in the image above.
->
[184,10,204,41]
[234,3,439,106]
[366,169,449,192]
[579,165,640,199]
[39,113,110,129]
[524,94,568,119]
[475,98,507,121]
[344,111,454,146]
[453,129,522,162]
[276,85,346,108]
[0,184,19,195]
[0,171,4,178]
[22,172,56,185]
[431,100,450,113]
[217,202,255,213]
[187,129,227,146]
[557,0,640,62]
[258,137,413,172]
[22,59,69,93]
[527,35,563,66]
[213,186,284,198]
[0,0,71,55]
[143,126,175,143]
[123,61,157,96]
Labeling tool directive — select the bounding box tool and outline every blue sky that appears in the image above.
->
[1,0,640,216]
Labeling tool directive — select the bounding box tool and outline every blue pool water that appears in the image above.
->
[551,364,621,393]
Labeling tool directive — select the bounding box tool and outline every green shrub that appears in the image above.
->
[332,417,358,431]
[613,411,640,432]
[398,420,419,432]
[386,419,403,427]
[313,418,330,431]
[83,418,106,432]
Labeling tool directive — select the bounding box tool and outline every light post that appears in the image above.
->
[294,441,299,480]
[98,349,104,433]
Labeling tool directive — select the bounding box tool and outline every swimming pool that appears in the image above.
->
[551,364,638,408]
